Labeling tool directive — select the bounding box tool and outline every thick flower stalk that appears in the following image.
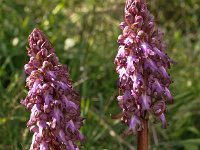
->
[115,0,173,135]
[21,28,84,150]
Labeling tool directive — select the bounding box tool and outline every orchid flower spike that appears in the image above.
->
[21,28,84,150]
[115,0,173,135]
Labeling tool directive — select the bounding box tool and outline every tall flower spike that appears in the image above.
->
[21,28,84,150]
[115,0,173,135]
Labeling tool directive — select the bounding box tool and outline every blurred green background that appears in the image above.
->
[0,0,200,150]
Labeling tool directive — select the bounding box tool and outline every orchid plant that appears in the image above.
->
[21,28,84,150]
[115,0,173,149]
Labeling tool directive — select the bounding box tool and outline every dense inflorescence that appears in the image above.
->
[115,0,173,134]
[21,28,84,150]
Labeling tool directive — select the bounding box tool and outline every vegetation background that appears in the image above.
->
[0,0,200,149]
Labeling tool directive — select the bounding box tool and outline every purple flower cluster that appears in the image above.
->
[21,28,84,150]
[115,0,173,134]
